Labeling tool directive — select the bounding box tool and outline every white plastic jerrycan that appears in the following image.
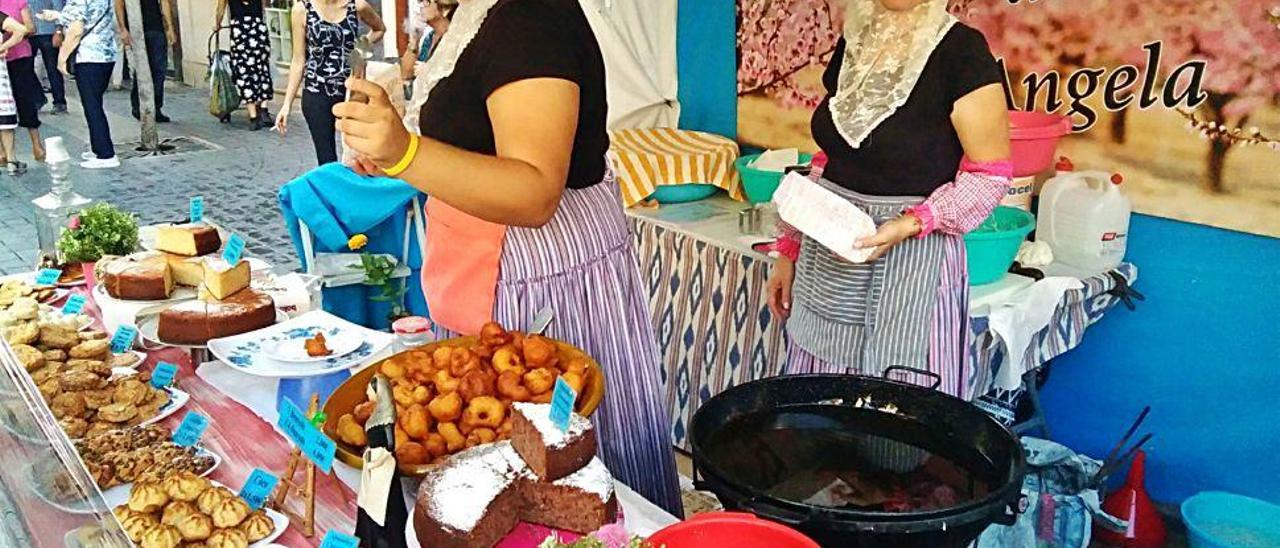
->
[1036,170,1131,273]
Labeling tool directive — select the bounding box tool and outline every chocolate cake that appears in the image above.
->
[510,402,596,481]
[413,441,617,548]
[100,253,174,300]
[155,224,221,257]
[157,288,276,345]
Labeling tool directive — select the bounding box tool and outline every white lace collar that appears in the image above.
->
[403,0,501,133]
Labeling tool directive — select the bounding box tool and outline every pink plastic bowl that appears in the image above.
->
[1008,111,1072,177]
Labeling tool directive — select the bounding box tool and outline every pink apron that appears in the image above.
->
[420,199,507,335]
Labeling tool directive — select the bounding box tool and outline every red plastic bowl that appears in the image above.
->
[1008,111,1072,177]
[647,512,819,548]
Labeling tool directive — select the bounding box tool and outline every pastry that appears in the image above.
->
[82,388,116,409]
[238,511,274,543]
[128,482,170,513]
[39,325,82,349]
[196,486,234,515]
[139,523,182,548]
[120,513,159,543]
[174,513,213,542]
[69,339,111,360]
[110,352,142,368]
[61,369,107,391]
[11,344,44,371]
[85,420,118,437]
[42,349,68,362]
[100,253,174,300]
[509,403,596,481]
[204,528,249,548]
[113,504,138,523]
[66,358,111,377]
[7,297,38,320]
[50,392,87,420]
[210,497,251,528]
[157,288,275,345]
[163,471,211,502]
[160,501,201,526]
[304,332,331,357]
[59,416,90,438]
[6,323,39,346]
[113,378,151,406]
[155,224,221,257]
[98,402,139,423]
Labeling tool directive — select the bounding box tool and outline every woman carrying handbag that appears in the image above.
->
[51,0,118,168]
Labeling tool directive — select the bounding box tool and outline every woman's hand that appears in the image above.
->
[333,78,411,169]
[274,108,290,134]
[857,214,922,262]
[766,257,795,321]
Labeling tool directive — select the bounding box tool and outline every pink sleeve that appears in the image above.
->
[907,158,1012,237]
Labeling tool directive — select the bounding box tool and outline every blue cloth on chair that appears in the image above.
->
[278,162,428,330]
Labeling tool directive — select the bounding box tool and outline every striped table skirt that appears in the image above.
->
[608,128,745,207]
[628,215,1138,449]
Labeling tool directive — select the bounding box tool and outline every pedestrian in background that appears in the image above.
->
[115,0,174,122]
[55,0,118,168]
[0,11,28,175]
[1,0,46,164]
[215,0,273,130]
[25,0,64,115]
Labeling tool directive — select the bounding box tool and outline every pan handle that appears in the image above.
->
[991,493,1029,527]
[882,365,942,390]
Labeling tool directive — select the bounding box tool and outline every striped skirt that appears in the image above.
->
[437,177,684,515]
[785,181,972,398]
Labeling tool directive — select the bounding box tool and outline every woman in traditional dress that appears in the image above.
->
[0,9,27,175]
[216,0,274,129]
[331,0,683,515]
[767,0,1011,398]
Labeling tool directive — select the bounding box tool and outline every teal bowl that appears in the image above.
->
[1183,492,1280,548]
[963,206,1035,285]
[649,183,720,204]
[735,153,814,204]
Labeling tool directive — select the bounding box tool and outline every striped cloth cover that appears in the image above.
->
[608,128,745,206]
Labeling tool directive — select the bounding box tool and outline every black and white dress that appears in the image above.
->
[303,0,357,99]
[229,0,273,103]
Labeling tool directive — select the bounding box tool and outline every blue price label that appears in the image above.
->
[549,377,577,432]
[222,233,245,265]
[172,411,209,447]
[277,398,336,473]
[238,468,280,510]
[61,294,86,315]
[34,268,61,286]
[151,362,178,388]
[189,196,204,223]
[318,530,359,548]
[109,325,137,354]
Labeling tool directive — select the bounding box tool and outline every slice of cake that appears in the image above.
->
[413,443,525,548]
[201,258,250,300]
[100,253,174,300]
[163,253,205,287]
[518,457,618,534]
[157,288,275,345]
[510,402,596,481]
[155,224,222,257]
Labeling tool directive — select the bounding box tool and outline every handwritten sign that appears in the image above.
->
[172,411,209,447]
[151,362,178,388]
[318,530,360,548]
[549,377,577,432]
[61,294,86,315]
[277,398,336,473]
[109,325,137,354]
[222,233,246,265]
[238,468,280,510]
[189,196,204,223]
[34,268,61,286]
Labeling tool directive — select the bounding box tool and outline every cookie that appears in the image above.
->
[69,339,111,360]
[11,344,44,371]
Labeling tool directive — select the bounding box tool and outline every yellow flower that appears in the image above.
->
[348,234,369,251]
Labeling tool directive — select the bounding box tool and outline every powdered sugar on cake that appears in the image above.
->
[423,442,522,532]
[554,457,613,502]
[512,402,591,449]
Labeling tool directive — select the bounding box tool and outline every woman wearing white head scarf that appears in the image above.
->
[766,0,1011,398]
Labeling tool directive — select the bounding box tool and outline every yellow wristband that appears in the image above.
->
[383,135,420,177]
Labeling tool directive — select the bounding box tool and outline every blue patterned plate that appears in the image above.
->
[261,325,364,363]
[207,310,394,378]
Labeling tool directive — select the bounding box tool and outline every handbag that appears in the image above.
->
[64,2,111,76]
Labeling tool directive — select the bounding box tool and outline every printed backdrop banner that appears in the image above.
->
[736,0,1280,237]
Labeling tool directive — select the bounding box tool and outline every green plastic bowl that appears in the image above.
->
[963,206,1035,285]
[649,183,720,204]
[735,153,814,204]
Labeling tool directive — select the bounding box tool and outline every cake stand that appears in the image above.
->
[135,308,290,365]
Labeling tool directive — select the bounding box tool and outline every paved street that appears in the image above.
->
[0,79,321,275]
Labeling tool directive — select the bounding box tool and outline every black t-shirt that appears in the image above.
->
[811,24,1002,196]
[229,0,264,19]
[124,0,165,33]
[417,0,610,189]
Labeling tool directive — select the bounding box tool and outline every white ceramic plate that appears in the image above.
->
[93,283,197,306]
[105,480,289,547]
[27,448,222,515]
[135,308,289,351]
[0,272,70,304]
[207,310,395,378]
[261,325,364,363]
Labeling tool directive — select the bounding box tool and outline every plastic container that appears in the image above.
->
[392,316,433,351]
[1182,492,1280,548]
[1002,175,1036,211]
[964,206,1035,285]
[1036,170,1131,274]
[649,183,720,204]
[1009,111,1072,177]
[735,152,814,204]
[647,512,820,548]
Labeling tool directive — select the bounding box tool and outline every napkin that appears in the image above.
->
[751,148,800,172]
[773,172,877,263]
[987,277,1083,390]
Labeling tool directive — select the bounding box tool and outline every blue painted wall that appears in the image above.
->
[673,0,1280,505]
[1040,214,1280,503]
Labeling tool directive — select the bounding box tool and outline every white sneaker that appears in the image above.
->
[80,156,120,169]
[81,152,96,161]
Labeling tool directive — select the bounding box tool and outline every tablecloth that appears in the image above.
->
[609,128,744,207]
[626,197,1138,450]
